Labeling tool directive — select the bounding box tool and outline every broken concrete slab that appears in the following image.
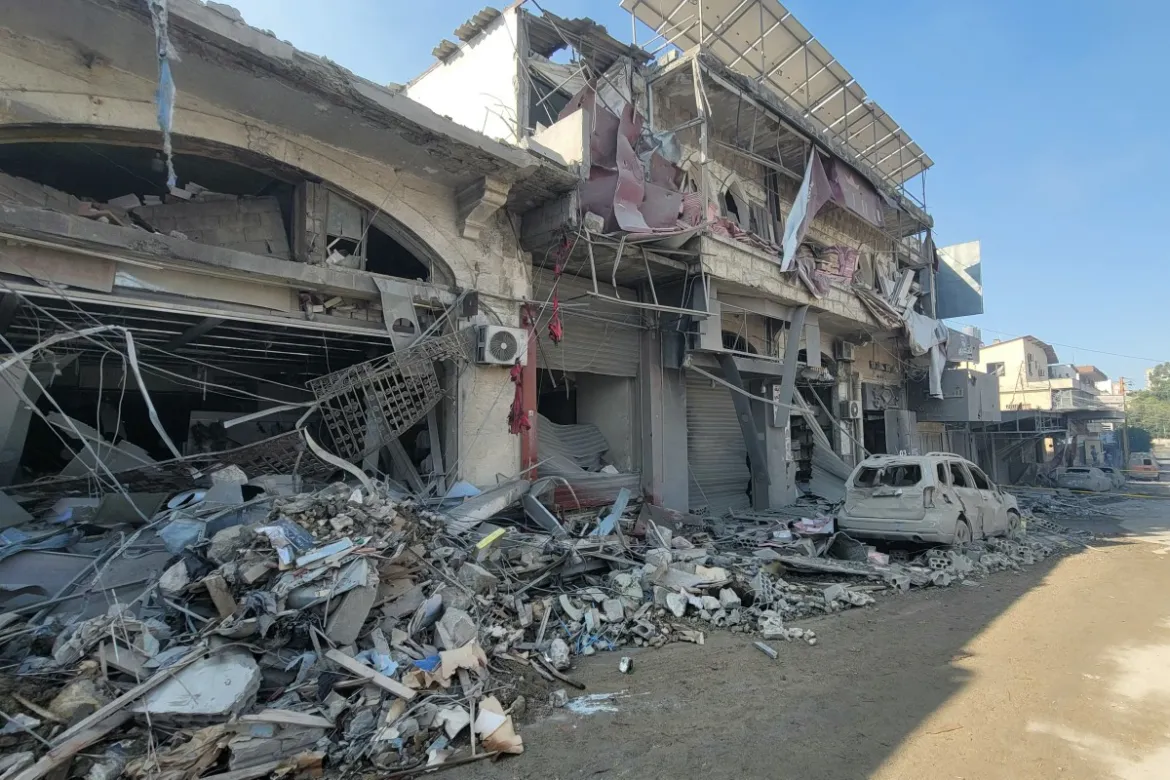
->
[456,562,498,594]
[324,557,379,646]
[547,637,570,671]
[521,494,569,539]
[718,588,741,609]
[48,678,107,726]
[159,561,190,598]
[287,556,371,610]
[208,525,253,566]
[444,479,530,535]
[601,598,624,623]
[133,649,261,722]
[436,607,477,650]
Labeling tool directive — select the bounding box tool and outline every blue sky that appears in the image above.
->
[226,0,1169,386]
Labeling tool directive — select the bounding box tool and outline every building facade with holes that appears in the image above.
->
[0,0,580,490]
[408,2,995,513]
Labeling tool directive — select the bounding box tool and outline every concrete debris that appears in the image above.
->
[48,679,108,726]
[0,420,1088,779]
[132,649,260,722]
[547,637,571,671]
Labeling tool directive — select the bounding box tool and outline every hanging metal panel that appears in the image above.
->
[532,269,643,377]
[686,373,750,515]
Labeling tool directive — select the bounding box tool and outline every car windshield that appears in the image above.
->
[1067,468,1090,474]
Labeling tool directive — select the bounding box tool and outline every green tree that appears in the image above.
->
[1128,363,1170,440]
[1127,426,1153,453]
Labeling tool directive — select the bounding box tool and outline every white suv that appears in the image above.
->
[838,453,1021,544]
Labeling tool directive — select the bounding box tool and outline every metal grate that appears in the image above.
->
[306,332,471,461]
[5,430,335,504]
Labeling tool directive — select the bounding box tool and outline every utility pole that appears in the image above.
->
[1119,377,1130,465]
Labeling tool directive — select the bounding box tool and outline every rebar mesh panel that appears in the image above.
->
[306,331,471,462]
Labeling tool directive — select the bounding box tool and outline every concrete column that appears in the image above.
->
[758,379,797,507]
[639,326,688,510]
[456,362,519,486]
[0,359,71,486]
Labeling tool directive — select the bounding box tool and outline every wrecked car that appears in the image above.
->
[838,453,1021,544]
[1097,466,1126,490]
[1056,466,1114,492]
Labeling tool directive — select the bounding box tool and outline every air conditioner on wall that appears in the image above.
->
[475,325,528,366]
[834,341,856,361]
[839,399,862,419]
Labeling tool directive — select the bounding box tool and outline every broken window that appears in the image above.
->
[968,467,991,490]
[854,464,922,488]
[854,467,881,487]
[883,464,922,487]
[949,462,971,488]
[323,191,367,267]
[986,362,1005,377]
[720,176,750,231]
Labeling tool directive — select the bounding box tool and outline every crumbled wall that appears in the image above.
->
[133,197,291,259]
[405,9,521,144]
[0,171,83,213]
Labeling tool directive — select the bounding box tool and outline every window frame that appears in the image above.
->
[948,461,971,488]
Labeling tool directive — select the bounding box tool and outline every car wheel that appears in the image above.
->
[954,518,973,545]
[1007,510,1021,538]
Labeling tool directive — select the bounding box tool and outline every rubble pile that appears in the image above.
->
[1014,487,1117,519]
[0,471,1089,780]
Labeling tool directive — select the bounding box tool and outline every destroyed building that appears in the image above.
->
[407,0,991,512]
[960,337,1124,482]
[0,3,1096,779]
[0,0,578,493]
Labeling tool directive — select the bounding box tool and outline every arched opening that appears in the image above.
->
[0,131,461,486]
[0,134,454,286]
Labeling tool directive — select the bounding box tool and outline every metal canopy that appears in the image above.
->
[622,0,933,184]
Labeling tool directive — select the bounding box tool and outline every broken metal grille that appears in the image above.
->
[306,331,471,461]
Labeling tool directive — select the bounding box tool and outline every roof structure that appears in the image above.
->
[1075,365,1109,383]
[621,0,932,186]
[982,336,1060,366]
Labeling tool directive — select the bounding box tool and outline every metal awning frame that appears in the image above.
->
[623,0,933,197]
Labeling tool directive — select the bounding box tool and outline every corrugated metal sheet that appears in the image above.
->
[532,269,642,377]
[537,415,641,506]
[686,373,750,515]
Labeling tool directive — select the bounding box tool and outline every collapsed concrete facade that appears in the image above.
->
[0,0,579,491]
[407,2,991,512]
[0,0,996,512]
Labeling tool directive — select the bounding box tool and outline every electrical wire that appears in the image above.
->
[949,322,1168,367]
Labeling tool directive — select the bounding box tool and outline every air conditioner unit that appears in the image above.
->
[475,325,528,366]
[839,399,862,419]
[834,340,856,361]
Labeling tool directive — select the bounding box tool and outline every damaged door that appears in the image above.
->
[947,461,986,538]
[686,373,750,515]
[532,270,641,377]
[967,464,1006,535]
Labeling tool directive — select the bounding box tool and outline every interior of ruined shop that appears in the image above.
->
[536,369,637,473]
[0,140,458,489]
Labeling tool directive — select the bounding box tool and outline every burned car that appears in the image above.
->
[838,453,1021,544]
[1056,466,1114,492]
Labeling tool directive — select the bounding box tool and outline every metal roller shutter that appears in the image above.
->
[531,269,642,377]
[686,373,750,515]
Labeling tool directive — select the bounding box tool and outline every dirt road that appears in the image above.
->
[458,498,1170,780]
